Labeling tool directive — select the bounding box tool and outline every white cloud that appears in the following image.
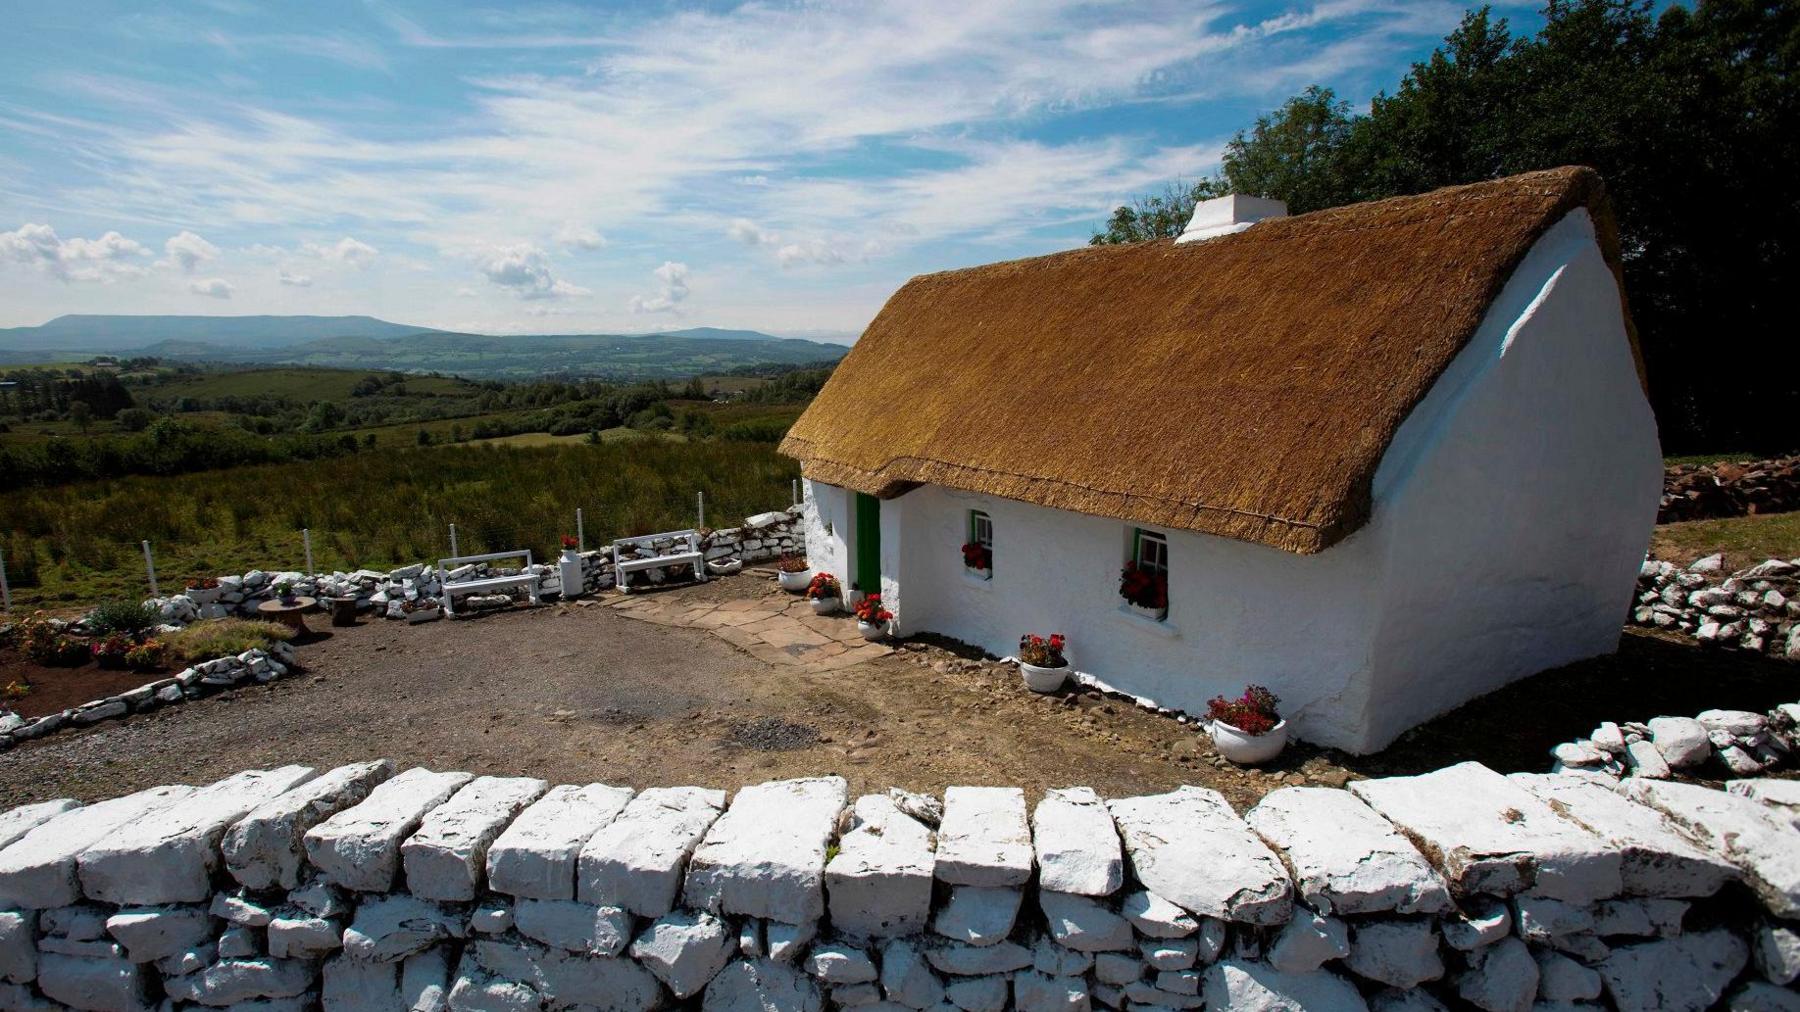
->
[160,229,220,272]
[478,243,589,300]
[554,222,606,250]
[0,223,149,282]
[727,218,779,246]
[629,260,689,314]
[188,276,233,298]
[278,269,313,286]
[776,239,847,269]
[302,236,379,267]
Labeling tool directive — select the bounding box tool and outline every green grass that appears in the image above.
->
[1650,511,1800,570]
[1663,451,1761,467]
[0,439,799,609]
[164,619,294,663]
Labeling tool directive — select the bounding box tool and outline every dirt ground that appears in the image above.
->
[3,574,1794,812]
[0,646,180,720]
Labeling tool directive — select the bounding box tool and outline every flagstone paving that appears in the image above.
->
[606,582,895,671]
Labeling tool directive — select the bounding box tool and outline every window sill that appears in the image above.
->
[1114,603,1180,639]
[960,568,994,590]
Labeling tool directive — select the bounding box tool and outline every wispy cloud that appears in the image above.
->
[188,276,233,298]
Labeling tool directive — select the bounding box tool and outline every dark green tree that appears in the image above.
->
[1222,86,1362,213]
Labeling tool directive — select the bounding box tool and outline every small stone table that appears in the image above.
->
[257,596,316,635]
[325,596,359,627]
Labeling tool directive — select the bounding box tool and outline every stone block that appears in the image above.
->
[577,786,725,918]
[1107,786,1292,925]
[0,910,35,983]
[1200,960,1368,1012]
[34,954,150,1012]
[342,895,464,963]
[880,937,945,1007]
[0,785,193,909]
[935,787,1032,888]
[1246,787,1452,916]
[1622,779,1800,917]
[0,800,80,852]
[1119,890,1200,938]
[223,759,394,891]
[629,910,736,999]
[1596,929,1748,1012]
[1039,892,1132,952]
[1032,788,1123,897]
[826,795,935,938]
[1350,763,1622,903]
[79,766,316,904]
[267,913,343,959]
[701,959,823,1012]
[103,906,211,963]
[1265,913,1348,974]
[304,767,474,892]
[403,776,547,901]
[486,783,634,901]
[321,953,400,1011]
[1341,919,1442,989]
[932,886,1022,947]
[401,944,454,1011]
[684,777,846,923]
[944,973,1008,1011]
[924,940,1033,977]
[802,942,876,984]
[1013,969,1089,1010]
[513,899,632,956]
[1511,773,1737,898]
[161,957,317,1005]
[1453,936,1536,1012]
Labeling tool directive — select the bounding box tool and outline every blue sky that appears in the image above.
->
[0,0,1542,338]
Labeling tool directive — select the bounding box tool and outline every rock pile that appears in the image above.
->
[0,643,299,754]
[1630,555,1800,659]
[0,758,1795,1010]
[1550,701,1800,781]
[1659,455,1800,523]
[132,507,804,631]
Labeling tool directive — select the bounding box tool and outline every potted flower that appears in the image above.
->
[125,638,167,672]
[184,577,222,606]
[707,555,743,576]
[961,542,992,580]
[558,535,584,600]
[805,572,842,614]
[1119,562,1168,621]
[1205,685,1287,765]
[853,594,894,641]
[273,581,298,604]
[777,552,811,593]
[402,598,442,624]
[1017,633,1069,693]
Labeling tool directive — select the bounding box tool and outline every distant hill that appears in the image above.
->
[649,326,783,342]
[0,314,438,352]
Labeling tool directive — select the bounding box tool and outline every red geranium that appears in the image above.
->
[806,572,842,600]
[1207,684,1282,736]
[1018,632,1067,668]
[961,542,992,570]
[854,593,893,624]
[561,535,579,549]
[1119,562,1167,609]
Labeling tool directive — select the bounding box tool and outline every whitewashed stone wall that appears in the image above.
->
[0,760,1795,1011]
[1630,555,1800,659]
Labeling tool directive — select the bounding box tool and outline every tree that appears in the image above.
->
[115,408,154,432]
[67,401,92,434]
[302,401,344,433]
[1222,86,1362,213]
[1090,178,1229,244]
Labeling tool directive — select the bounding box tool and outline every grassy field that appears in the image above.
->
[1649,511,1800,571]
[0,440,799,609]
[141,367,479,403]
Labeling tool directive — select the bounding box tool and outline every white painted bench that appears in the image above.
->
[612,530,707,592]
[437,549,541,616]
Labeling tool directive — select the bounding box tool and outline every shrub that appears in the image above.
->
[17,612,86,666]
[165,619,293,663]
[1206,684,1282,736]
[1018,633,1067,668]
[2,679,29,701]
[88,598,160,638]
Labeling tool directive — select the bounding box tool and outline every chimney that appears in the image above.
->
[1175,193,1288,244]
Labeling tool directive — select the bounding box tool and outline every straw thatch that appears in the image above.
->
[780,166,1636,555]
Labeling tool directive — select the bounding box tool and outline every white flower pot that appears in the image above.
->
[1020,661,1068,693]
[707,558,743,576]
[967,566,992,581]
[1209,719,1288,765]
[778,569,812,593]
[809,596,840,615]
[857,620,889,641]
[1127,602,1168,622]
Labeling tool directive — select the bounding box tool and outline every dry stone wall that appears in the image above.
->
[0,759,1797,1011]
[1630,556,1800,660]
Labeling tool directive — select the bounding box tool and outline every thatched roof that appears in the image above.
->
[780,167,1635,555]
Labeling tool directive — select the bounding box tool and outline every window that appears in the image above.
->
[963,510,994,576]
[1120,528,1169,619]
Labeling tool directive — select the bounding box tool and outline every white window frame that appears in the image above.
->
[1134,529,1168,578]
[967,509,994,578]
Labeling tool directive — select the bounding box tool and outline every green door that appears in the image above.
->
[854,492,881,594]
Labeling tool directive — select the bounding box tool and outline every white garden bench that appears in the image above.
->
[437,549,541,616]
[612,529,706,592]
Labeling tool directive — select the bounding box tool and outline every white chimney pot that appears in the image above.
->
[1175,193,1289,244]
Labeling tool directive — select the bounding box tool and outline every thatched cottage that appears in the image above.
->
[780,167,1661,753]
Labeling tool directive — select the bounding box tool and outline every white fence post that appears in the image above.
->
[792,479,799,506]
[142,540,159,597]
[303,528,315,579]
[449,523,459,557]
[0,544,10,613]
[697,491,705,531]
[576,508,585,552]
